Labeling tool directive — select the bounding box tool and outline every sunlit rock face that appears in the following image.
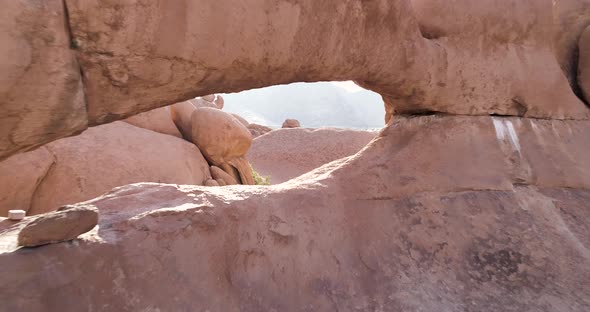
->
[0,122,212,217]
[1,116,590,311]
[248,128,377,184]
[66,0,588,123]
[0,0,86,161]
[1,1,590,311]
[3,0,590,160]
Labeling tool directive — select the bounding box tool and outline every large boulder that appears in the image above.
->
[553,0,590,84]
[2,1,590,161]
[579,25,590,102]
[249,128,376,184]
[214,95,225,110]
[170,99,220,141]
[0,0,86,160]
[281,119,301,128]
[124,106,182,138]
[248,123,273,138]
[231,114,250,128]
[17,205,99,247]
[0,147,55,214]
[170,101,198,141]
[63,0,589,124]
[191,107,255,185]
[1,116,589,311]
[210,165,239,185]
[0,122,211,216]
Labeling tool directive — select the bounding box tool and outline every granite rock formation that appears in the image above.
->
[249,128,376,184]
[0,122,211,216]
[1,116,589,311]
[2,0,590,160]
[579,25,590,102]
[282,119,301,129]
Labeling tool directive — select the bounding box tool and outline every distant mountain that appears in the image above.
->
[222,82,385,129]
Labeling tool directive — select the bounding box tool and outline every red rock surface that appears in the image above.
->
[124,106,182,138]
[2,0,590,160]
[0,0,86,160]
[281,119,301,128]
[0,122,211,216]
[191,107,255,185]
[248,123,273,138]
[579,25,590,102]
[248,128,376,184]
[1,116,589,311]
[1,1,590,311]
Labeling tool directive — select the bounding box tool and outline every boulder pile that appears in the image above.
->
[0,94,257,217]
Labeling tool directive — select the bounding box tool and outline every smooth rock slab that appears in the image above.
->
[17,205,98,247]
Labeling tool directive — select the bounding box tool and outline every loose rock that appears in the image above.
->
[282,119,301,128]
[17,205,98,247]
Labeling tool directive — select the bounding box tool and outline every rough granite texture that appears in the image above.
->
[248,128,376,184]
[0,116,589,311]
[2,0,590,160]
[17,205,99,247]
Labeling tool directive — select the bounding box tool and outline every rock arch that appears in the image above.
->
[2,0,590,160]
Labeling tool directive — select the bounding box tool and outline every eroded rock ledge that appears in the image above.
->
[2,0,590,160]
[1,115,589,311]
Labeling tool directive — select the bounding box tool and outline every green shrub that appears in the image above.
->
[251,166,271,185]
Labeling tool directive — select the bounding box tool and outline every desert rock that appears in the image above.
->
[0,122,211,216]
[0,147,55,216]
[579,25,590,102]
[553,0,590,85]
[248,123,273,138]
[170,101,198,141]
[124,106,182,138]
[204,179,220,187]
[231,114,250,127]
[0,0,86,160]
[1,116,589,310]
[191,107,255,185]
[65,0,588,126]
[2,0,590,161]
[249,128,376,183]
[210,166,239,185]
[214,95,225,109]
[17,205,98,247]
[282,119,301,128]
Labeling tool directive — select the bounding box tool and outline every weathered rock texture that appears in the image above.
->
[0,0,86,161]
[191,108,255,185]
[124,106,182,138]
[1,116,589,311]
[0,147,55,214]
[248,123,273,138]
[210,166,239,186]
[170,101,199,141]
[65,0,589,121]
[249,128,376,184]
[579,25,590,102]
[282,119,301,128]
[0,122,211,216]
[2,0,590,160]
[553,0,590,85]
[17,205,98,247]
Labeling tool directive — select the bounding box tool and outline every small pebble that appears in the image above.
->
[8,210,26,221]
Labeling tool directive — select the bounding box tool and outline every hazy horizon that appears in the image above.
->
[222,81,385,130]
